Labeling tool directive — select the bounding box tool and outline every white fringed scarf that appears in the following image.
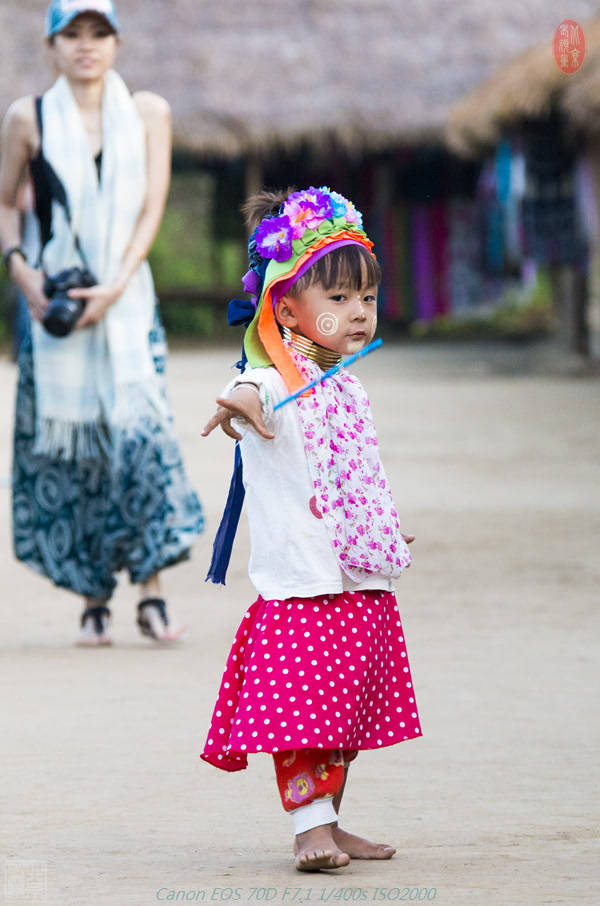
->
[31,70,167,459]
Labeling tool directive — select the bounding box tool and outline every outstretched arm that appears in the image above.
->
[202,384,275,441]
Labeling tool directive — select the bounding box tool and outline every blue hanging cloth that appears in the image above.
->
[205,442,245,585]
[205,298,256,584]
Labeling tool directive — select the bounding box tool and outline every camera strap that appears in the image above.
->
[32,96,93,276]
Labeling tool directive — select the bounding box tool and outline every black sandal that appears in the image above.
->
[77,605,112,647]
[136,598,184,642]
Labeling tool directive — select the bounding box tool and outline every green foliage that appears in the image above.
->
[409,271,554,341]
[149,171,245,293]
[148,170,246,336]
[160,302,217,337]
[489,272,554,337]
[0,275,13,346]
[149,171,215,289]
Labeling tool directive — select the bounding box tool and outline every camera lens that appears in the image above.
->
[42,294,85,337]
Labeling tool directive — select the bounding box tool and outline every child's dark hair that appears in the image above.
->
[242,188,381,294]
[242,188,295,233]
[288,244,381,296]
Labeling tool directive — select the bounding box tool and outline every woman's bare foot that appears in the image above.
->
[294,824,350,872]
[332,827,396,860]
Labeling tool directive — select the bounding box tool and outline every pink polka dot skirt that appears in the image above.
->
[201,590,421,772]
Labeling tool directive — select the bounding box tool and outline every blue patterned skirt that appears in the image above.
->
[12,314,204,599]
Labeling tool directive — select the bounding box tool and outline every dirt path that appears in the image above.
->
[1,340,598,906]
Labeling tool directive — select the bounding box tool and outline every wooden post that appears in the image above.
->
[550,263,590,356]
[245,155,263,209]
[373,158,395,320]
[243,154,264,270]
[572,265,590,356]
[586,141,600,359]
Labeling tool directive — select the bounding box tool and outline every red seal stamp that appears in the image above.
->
[553,19,586,74]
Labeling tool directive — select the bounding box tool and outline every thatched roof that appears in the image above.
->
[2,0,600,157]
[447,14,600,157]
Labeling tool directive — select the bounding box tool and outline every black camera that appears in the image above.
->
[42,266,96,337]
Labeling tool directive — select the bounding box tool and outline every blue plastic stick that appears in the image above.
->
[273,337,383,410]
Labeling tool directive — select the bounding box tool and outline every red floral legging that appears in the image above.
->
[273,748,358,812]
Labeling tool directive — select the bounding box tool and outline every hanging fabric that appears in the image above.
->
[412,205,436,321]
[431,200,450,316]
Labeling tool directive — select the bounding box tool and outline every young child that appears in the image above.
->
[201,187,421,872]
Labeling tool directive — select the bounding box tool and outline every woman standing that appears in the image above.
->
[0,1,204,645]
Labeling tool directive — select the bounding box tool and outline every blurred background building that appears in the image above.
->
[1,0,599,355]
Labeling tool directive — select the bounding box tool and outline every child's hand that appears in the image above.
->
[201,385,275,441]
[402,533,415,567]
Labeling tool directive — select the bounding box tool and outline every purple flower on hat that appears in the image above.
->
[305,187,334,219]
[344,201,363,228]
[241,269,260,294]
[254,214,294,262]
[285,187,333,230]
[282,197,322,239]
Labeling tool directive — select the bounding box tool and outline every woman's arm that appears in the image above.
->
[73,91,172,328]
[0,97,48,321]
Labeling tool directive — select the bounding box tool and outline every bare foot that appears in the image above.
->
[332,826,396,860]
[294,824,350,872]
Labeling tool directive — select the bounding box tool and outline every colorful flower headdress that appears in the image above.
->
[241,186,376,393]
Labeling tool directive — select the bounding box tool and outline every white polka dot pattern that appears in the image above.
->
[201,590,421,772]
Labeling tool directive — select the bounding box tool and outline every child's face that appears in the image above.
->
[277,280,378,356]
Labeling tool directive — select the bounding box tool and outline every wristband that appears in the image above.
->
[2,246,27,275]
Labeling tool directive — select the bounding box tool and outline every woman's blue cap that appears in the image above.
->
[45,0,119,37]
